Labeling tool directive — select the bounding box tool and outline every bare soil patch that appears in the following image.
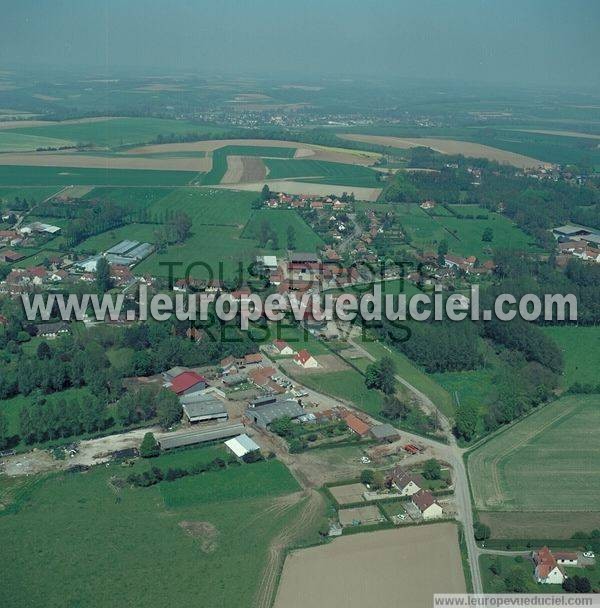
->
[338,505,383,526]
[213,180,382,201]
[221,155,266,184]
[179,521,219,553]
[0,151,210,172]
[329,483,366,505]
[339,133,549,168]
[274,523,465,608]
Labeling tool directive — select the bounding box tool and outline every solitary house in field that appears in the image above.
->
[532,547,566,585]
[168,371,206,396]
[411,489,443,520]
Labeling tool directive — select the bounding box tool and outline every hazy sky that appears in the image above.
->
[3,0,600,87]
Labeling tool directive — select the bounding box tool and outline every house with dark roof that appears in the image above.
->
[389,466,424,496]
[35,322,71,340]
[180,393,228,424]
[168,371,206,396]
[411,489,443,520]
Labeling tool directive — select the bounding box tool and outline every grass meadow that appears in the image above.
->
[543,325,600,387]
[264,158,381,186]
[9,117,222,148]
[0,451,305,608]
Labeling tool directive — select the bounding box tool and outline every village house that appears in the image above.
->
[35,322,71,340]
[220,355,237,375]
[411,489,443,520]
[293,349,318,369]
[420,200,436,210]
[272,339,295,356]
[0,249,25,263]
[532,547,567,585]
[244,352,263,367]
[389,466,424,496]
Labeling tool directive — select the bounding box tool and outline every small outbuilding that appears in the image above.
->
[224,434,261,458]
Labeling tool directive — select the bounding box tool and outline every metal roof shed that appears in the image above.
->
[224,434,261,458]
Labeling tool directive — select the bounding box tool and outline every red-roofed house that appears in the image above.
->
[343,413,370,437]
[294,349,318,369]
[411,490,443,520]
[533,547,566,584]
[0,250,25,263]
[273,339,295,356]
[244,352,263,366]
[169,371,206,396]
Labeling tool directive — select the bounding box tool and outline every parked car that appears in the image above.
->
[583,551,595,559]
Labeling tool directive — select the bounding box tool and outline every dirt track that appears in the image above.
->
[273,523,465,608]
[339,133,550,168]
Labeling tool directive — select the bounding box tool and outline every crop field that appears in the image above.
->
[395,203,539,259]
[82,186,176,213]
[264,158,381,186]
[0,186,63,204]
[339,133,549,168]
[543,325,600,387]
[0,131,73,152]
[468,395,600,527]
[274,523,465,608]
[0,451,305,608]
[0,164,198,187]
[215,180,382,201]
[8,117,221,148]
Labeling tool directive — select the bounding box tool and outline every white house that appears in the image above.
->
[294,349,318,369]
[272,339,295,356]
[533,547,566,585]
[390,466,423,496]
[411,490,443,520]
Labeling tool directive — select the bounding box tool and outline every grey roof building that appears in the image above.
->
[246,398,305,428]
[181,393,228,423]
[158,423,244,450]
[370,423,400,442]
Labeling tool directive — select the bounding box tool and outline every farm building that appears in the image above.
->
[294,349,318,369]
[162,366,188,383]
[290,252,320,265]
[389,466,424,497]
[257,255,278,269]
[168,371,206,396]
[244,352,263,366]
[246,398,305,429]
[343,413,370,437]
[224,434,261,458]
[0,249,25,263]
[370,423,399,442]
[532,547,566,585]
[180,393,228,424]
[158,423,245,451]
[35,322,71,340]
[411,490,443,520]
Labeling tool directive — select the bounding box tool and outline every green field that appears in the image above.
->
[0,165,198,187]
[74,223,160,254]
[200,145,297,186]
[0,131,74,152]
[83,186,176,214]
[0,451,306,608]
[287,367,385,418]
[359,340,454,416]
[264,158,381,186]
[468,394,600,513]
[543,325,600,387]
[396,203,539,259]
[9,118,222,148]
[242,209,324,251]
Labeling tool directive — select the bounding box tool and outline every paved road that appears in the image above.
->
[346,336,483,593]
